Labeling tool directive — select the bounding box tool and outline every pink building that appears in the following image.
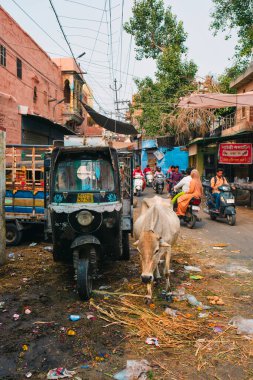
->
[0,6,87,145]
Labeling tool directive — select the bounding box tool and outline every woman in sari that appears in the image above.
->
[176,169,203,216]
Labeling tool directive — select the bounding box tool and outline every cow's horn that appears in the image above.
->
[132,240,139,247]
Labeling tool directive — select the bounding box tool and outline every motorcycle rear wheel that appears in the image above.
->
[187,214,197,229]
[210,213,217,221]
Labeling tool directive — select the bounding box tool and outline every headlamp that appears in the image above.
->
[76,210,94,226]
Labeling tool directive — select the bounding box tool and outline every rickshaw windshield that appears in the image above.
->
[54,159,115,192]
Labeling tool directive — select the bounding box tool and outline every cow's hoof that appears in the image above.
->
[154,277,162,285]
[144,296,152,305]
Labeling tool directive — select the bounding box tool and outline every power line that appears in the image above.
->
[87,0,108,70]
[10,0,69,56]
[59,15,120,23]
[63,0,106,11]
[62,25,109,36]
[123,35,133,98]
[66,34,108,46]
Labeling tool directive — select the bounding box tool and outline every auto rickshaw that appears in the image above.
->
[48,142,133,300]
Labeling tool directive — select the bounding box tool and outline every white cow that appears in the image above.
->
[133,196,180,301]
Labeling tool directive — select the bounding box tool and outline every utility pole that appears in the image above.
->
[110,78,122,120]
[0,126,6,265]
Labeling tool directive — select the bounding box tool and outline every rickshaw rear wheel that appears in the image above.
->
[6,224,23,246]
[77,258,92,300]
[121,232,130,261]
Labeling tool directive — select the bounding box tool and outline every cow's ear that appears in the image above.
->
[132,240,139,247]
[160,241,170,247]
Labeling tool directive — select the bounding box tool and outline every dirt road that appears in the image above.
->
[1,190,253,379]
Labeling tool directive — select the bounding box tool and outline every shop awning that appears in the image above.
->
[81,102,138,135]
[178,91,253,109]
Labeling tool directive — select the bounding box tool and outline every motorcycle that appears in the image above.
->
[172,190,201,228]
[153,174,165,194]
[145,172,154,187]
[133,174,144,197]
[204,184,236,226]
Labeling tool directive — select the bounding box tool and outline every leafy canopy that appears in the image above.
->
[210,0,253,60]
[124,0,187,59]
[125,0,198,136]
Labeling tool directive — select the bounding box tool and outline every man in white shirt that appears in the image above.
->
[174,167,192,193]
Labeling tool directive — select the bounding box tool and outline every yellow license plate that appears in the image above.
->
[77,193,94,203]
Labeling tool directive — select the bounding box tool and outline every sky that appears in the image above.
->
[1,0,237,116]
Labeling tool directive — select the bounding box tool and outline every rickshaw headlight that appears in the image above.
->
[76,211,94,226]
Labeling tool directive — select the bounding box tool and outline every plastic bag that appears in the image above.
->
[229,316,253,335]
[114,360,151,380]
[184,266,202,272]
[47,368,76,379]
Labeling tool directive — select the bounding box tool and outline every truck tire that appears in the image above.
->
[6,224,23,246]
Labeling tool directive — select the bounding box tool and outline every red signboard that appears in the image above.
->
[219,143,252,164]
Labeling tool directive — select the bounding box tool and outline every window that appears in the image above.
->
[64,79,70,103]
[33,86,37,103]
[242,107,246,118]
[17,58,22,79]
[0,45,6,67]
[54,159,114,192]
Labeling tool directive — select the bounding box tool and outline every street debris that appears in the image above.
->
[198,312,209,318]
[99,285,112,290]
[24,307,32,314]
[67,329,76,336]
[0,301,5,309]
[229,316,253,335]
[189,275,203,280]
[29,242,37,247]
[8,252,15,260]
[184,265,202,272]
[213,326,223,333]
[146,337,159,347]
[216,264,252,276]
[44,246,53,252]
[13,313,20,321]
[22,344,29,351]
[87,313,96,320]
[212,247,224,250]
[207,296,224,305]
[164,307,177,317]
[212,243,229,248]
[113,359,151,380]
[47,368,76,379]
[25,372,32,378]
[69,315,80,322]
[186,295,211,310]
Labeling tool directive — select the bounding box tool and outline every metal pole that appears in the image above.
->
[0,127,6,265]
[110,78,122,120]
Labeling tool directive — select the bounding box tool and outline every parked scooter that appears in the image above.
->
[172,190,201,228]
[153,174,165,194]
[204,184,236,225]
[133,174,144,197]
[146,172,154,187]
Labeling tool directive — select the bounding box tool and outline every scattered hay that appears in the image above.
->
[90,298,206,349]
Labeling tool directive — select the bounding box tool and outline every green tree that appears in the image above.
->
[124,0,187,60]
[210,0,253,61]
[125,0,198,136]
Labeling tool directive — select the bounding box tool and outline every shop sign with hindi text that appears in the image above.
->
[219,143,252,164]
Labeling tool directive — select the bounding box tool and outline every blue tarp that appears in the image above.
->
[141,146,188,174]
[142,139,157,149]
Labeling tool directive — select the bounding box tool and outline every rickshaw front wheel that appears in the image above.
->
[77,257,92,300]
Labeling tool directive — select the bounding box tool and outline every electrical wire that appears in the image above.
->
[87,0,108,70]
[66,34,108,46]
[62,26,109,36]
[59,15,120,23]
[116,0,124,87]
[63,0,106,11]
[123,35,132,98]
[10,0,69,56]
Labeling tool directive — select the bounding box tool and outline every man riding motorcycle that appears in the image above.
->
[210,168,228,211]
